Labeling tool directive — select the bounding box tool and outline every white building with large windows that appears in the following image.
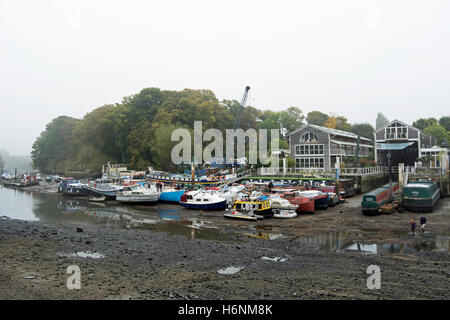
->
[288,124,374,170]
[374,120,435,167]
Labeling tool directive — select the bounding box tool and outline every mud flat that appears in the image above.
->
[0,195,449,300]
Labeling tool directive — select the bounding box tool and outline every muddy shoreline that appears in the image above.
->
[0,182,449,299]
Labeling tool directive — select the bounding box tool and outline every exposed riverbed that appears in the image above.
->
[0,182,449,299]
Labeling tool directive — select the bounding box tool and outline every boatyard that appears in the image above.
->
[0,162,449,300]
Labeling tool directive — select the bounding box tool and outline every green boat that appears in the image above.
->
[402,180,440,212]
[361,187,395,216]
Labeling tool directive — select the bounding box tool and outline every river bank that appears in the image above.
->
[0,182,449,299]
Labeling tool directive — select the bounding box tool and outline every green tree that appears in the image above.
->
[439,116,450,131]
[350,123,375,140]
[412,118,438,130]
[424,124,450,146]
[31,116,80,172]
[306,111,329,126]
[375,112,389,130]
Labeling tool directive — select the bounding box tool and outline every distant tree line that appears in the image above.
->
[30,87,449,173]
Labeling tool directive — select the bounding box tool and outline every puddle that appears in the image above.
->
[298,231,450,255]
[136,220,232,242]
[60,251,105,259]
[261,256,288,262]
[217,266,245,275]
[244,232,282,240]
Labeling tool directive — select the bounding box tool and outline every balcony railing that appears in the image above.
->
[329,149,370,157]
[257,166,384,176]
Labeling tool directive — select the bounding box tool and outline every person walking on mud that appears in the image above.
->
[420,216,427,233]
[410,218,417,235]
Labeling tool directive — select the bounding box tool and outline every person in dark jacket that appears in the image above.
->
[410,218,417,235]
[420,216,427,233]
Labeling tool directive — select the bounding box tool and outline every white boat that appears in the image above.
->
[180,189,227,210]
[269,194,297,210]
[218,185,246,203]
[116,184,159,204]
[87,181,123,199]
[273,209,297,219]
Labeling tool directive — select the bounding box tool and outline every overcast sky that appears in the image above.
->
[1,0,449,155]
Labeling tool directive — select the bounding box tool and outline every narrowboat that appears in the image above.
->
[402,180,440,212]
[179,189,227,210]
[361,187,394,215]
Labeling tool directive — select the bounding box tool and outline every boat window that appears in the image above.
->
[412,191,419,197]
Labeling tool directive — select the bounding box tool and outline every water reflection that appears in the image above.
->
[299,231,449,254]
[0,187,231,241]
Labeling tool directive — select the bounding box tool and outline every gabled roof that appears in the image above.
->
[288,124,372,142]
[375,119,433,138]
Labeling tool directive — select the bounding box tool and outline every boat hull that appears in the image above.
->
[158,190,185,203]
[62,187,89,196]
[403,190,440,212]
[180,200,227,211]
[224,212,260,221]
[314,195,330,209]
[296,198,315,214]
[116,194,158,204]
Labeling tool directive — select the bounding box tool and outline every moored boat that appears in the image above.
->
[361,187,394,215]
[273,209,297,219]
[179,189,227,210]
[317,186,340,207]
[116,184,159,204]
[282,191,315,214]
[296,190,329,210]
[229,197,273,219]
[86,181,123,199]
[158,187,186,203]
[402,180,440,212]
[59,179,89,196]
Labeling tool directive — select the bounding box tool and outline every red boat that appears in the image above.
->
[281,191,315,214]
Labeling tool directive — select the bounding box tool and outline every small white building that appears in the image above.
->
[419,146,449,169]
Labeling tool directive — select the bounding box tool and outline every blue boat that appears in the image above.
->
[159,189,185,203]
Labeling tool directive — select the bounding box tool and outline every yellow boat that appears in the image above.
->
[224,198,273,220]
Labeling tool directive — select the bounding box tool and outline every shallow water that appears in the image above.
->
[0,186,230,241]
[298,231,449,254]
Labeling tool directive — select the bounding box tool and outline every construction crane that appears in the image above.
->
[233,86,251,131]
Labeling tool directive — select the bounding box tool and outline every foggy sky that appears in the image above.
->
[1,0,450,155]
